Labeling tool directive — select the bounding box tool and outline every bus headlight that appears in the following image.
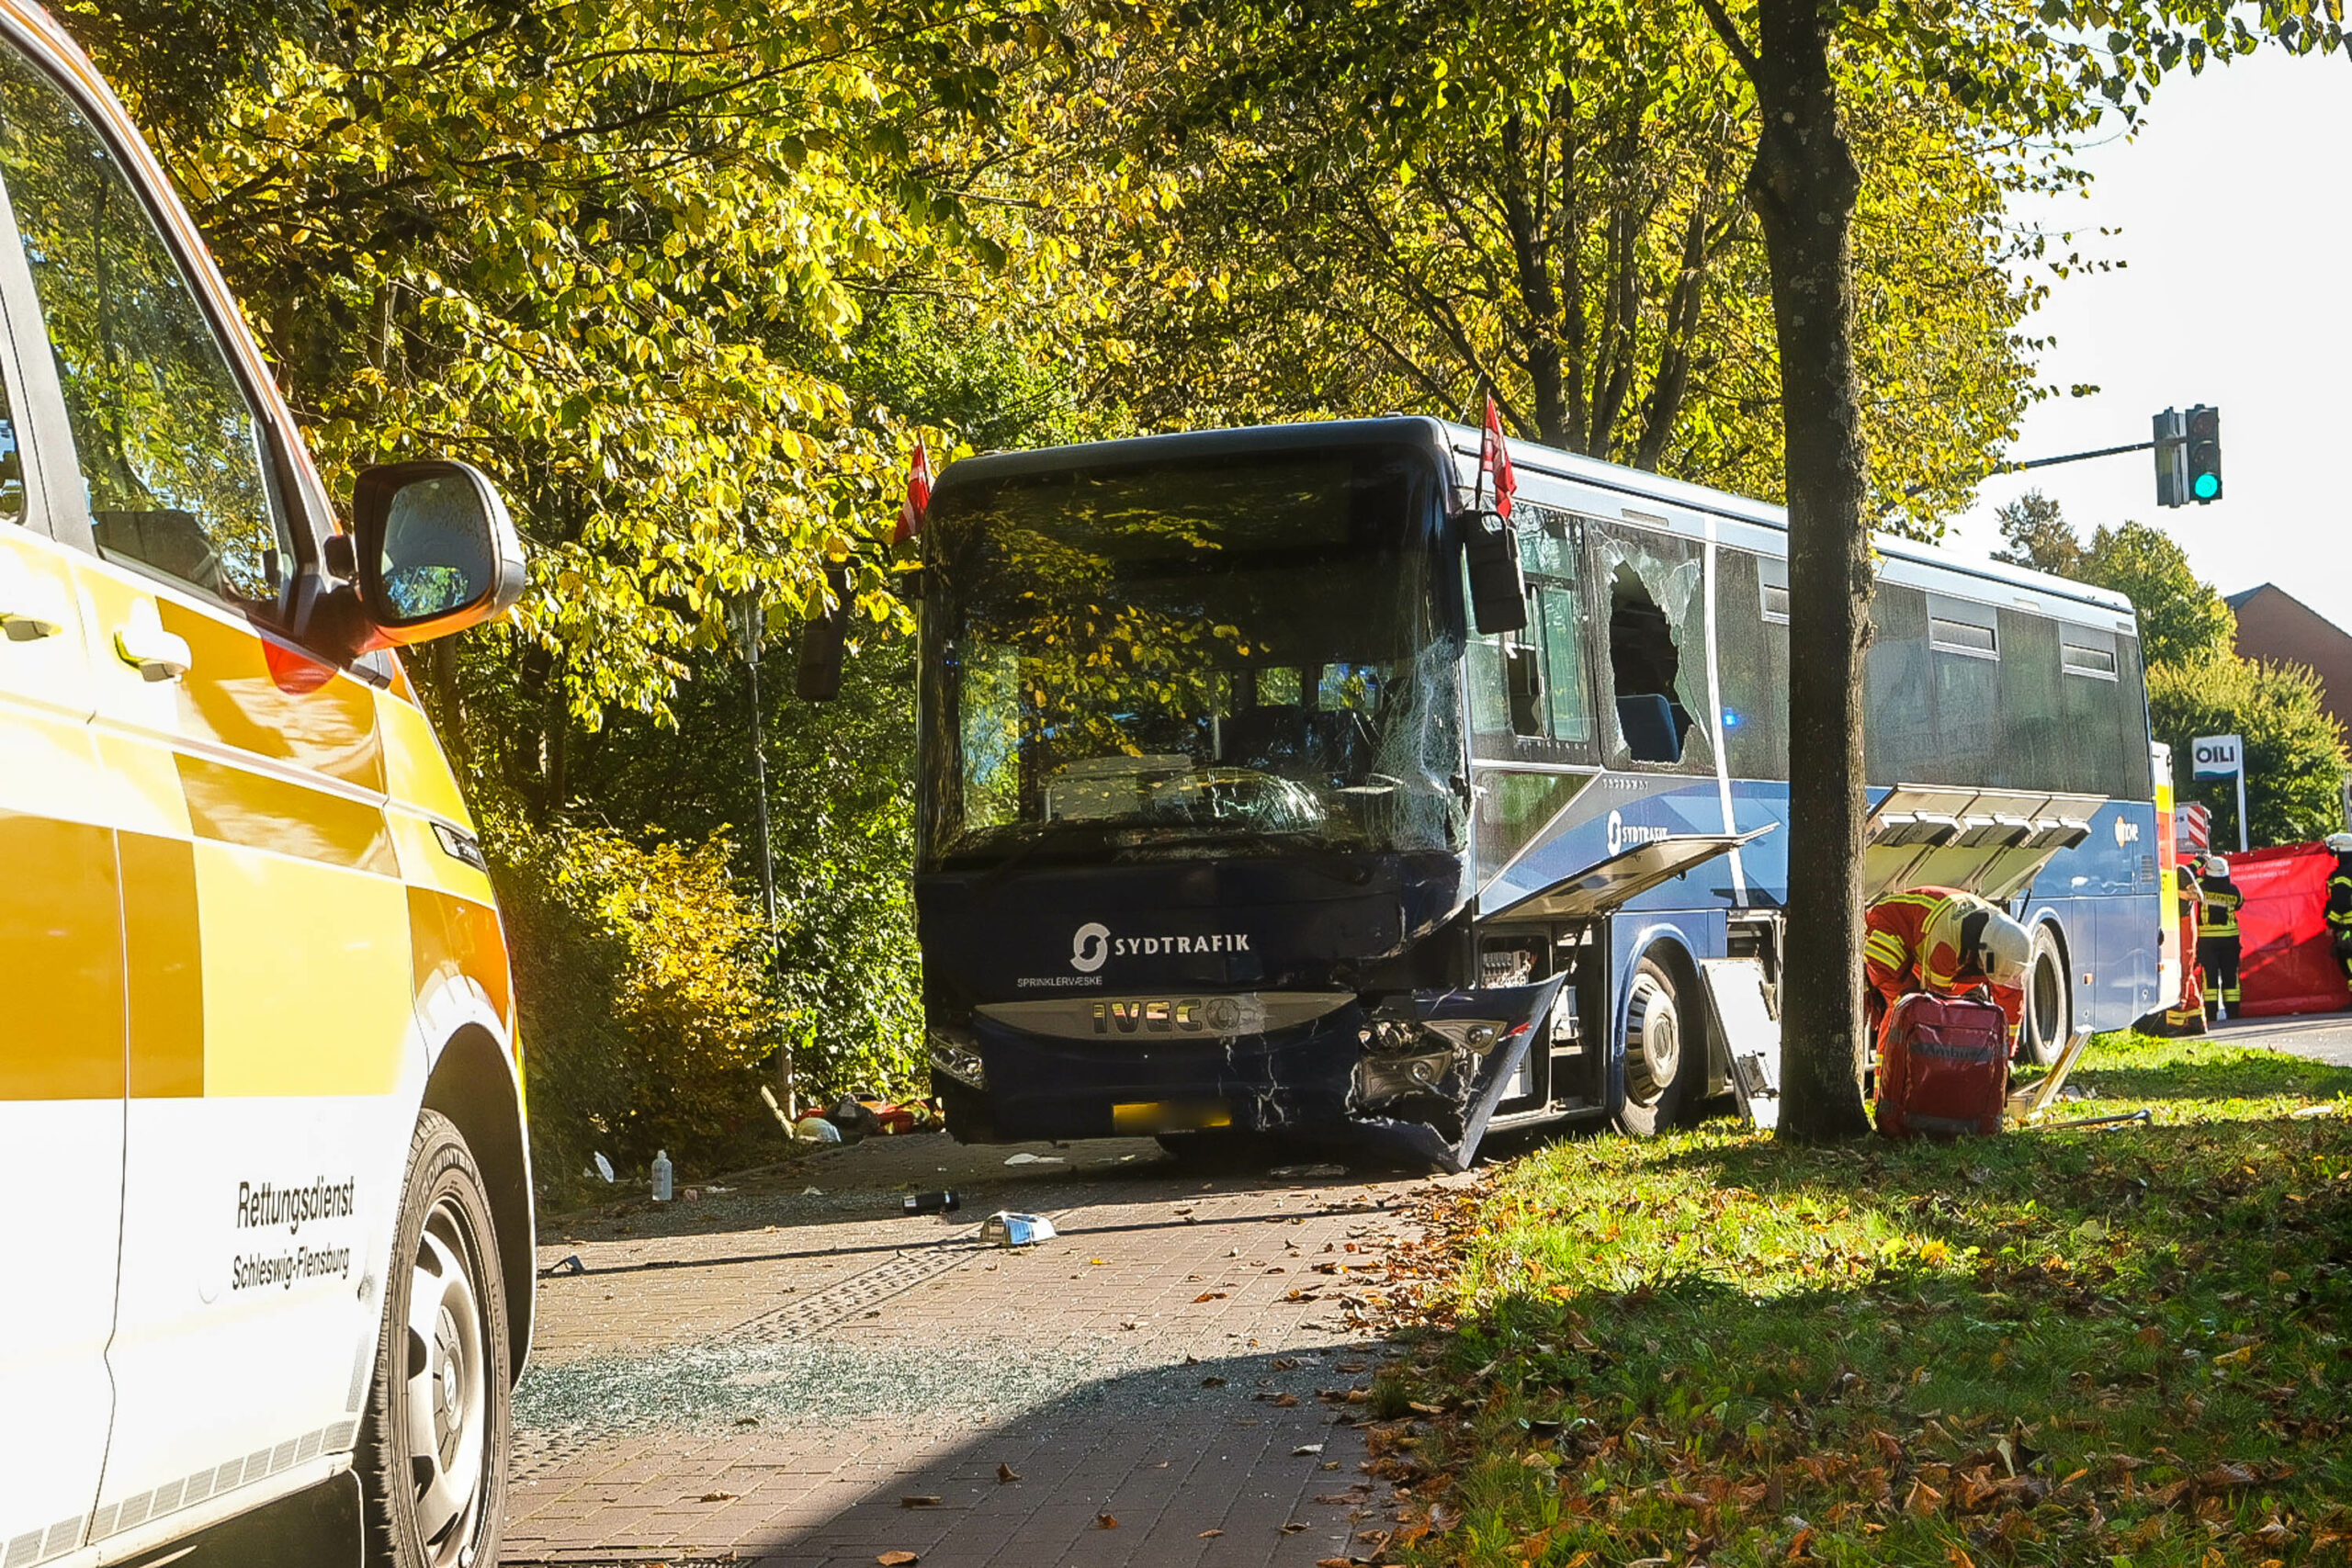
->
[928,1029,987,1090]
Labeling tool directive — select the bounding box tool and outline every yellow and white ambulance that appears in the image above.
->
[0,5,532,1563]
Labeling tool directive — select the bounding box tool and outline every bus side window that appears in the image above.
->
[1589,524,1710,770]
[1715,550,1787,779]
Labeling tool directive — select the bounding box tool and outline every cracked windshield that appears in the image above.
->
[921,447,1464,865]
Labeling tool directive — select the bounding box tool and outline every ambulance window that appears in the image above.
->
[0,51,293,608]
[0,374,21,525]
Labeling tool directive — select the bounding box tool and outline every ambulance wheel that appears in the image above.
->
[358,1111,511,1568]
[1617,956,1691,1137]
[2019,925,2071,1066]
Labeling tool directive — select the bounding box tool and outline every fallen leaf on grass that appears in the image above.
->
[1097,1512,1120,1529]
[996,1462,1020,1483]
[900,1495,942,1508]
[876,1554,918,1566]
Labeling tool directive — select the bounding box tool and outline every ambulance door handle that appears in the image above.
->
[114,621,192,682]
[0,555,64,639]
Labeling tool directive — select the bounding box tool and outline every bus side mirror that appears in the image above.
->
[350,459,526,644]
[797,565,849,702]
[1460,509,1528,635]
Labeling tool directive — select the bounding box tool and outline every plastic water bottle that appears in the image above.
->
[650,1149,673,1202]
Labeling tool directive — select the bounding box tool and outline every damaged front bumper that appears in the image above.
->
[933,976,1566,1172]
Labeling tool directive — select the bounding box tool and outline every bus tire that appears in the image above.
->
[358,1110,512,1568]
[2019,924,2072,1066]
[1616,955,1691,1137]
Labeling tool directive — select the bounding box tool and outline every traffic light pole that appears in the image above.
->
[1995,439,2154,474]
[1905,438,2154,498]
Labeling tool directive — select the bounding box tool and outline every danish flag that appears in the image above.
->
[1478,393,1516,520]
[893,440,934,546]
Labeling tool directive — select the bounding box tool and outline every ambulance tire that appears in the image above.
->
[358,1111,512,1568]
[1616,955,1691,1138]
[2019,924,2071,1066]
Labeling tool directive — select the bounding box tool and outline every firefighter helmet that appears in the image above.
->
[1975,909,2032,987]
[2326,832,2352,854]
[2203,854,2232,878]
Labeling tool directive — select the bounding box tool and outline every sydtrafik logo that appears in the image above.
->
[1070,922,1112,973]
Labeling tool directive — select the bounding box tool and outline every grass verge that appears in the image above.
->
[1370,1032,2352,1567]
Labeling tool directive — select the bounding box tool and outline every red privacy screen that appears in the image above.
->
[2229,842,2351,1018]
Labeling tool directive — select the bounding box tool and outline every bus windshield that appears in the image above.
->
[918,446,1464,869]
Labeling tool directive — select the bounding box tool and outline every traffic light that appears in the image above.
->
[2153,408,2188,508]
[2185,403,2222,503]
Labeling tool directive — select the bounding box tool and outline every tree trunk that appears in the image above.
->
[1743,0,1875,1139]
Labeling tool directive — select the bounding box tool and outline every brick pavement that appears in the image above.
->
[502,1136,1458,1567]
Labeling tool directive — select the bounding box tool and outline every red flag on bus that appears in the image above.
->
[1478,394,1516,520]
[893,441,934,545]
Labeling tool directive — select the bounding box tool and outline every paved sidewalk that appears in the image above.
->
[502,1135,1455,1566]
[2211,1011,2352,1067]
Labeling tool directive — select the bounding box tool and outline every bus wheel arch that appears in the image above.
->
[421,1026,534,1377]
[1615,932,1704,1137]
[2019,919,2074,1067]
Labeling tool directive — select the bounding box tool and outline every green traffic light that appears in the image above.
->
[2193,472,2220,500]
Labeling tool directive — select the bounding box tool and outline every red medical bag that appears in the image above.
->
[1876,992,2009,1139]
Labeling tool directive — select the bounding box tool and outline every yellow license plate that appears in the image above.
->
[1111,1100,1232,1134]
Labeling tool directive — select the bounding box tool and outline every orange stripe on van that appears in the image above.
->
[0,813,124,1100]
[157,601,387,793]
[409,884,514,1035]
[175,753,399,875]
[122,831,203,1097]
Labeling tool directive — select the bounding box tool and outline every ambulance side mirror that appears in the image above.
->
[351,459,526,645]
[1460,508,1527,635]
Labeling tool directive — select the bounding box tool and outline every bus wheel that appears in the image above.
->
[358,1111,511,1568]
[1617,956,1690,1137]
[2020,925,2072,1066]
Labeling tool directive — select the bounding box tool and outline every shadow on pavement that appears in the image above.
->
[503,1344,1397,1568]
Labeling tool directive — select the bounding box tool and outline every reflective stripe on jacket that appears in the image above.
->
[2327,863,2352,932]
[1863,886,2025,1029]
[2198,875,2243,940]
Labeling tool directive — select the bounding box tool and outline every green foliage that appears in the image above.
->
[106,0,1047,728]
[1066,0,2039,533]
[485,809,776,1190]
[1988,488,2082,577]
[1385,1033,2352,1566]
[2080,520,2240,669]
[2150,654,2348,849]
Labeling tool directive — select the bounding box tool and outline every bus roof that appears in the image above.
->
[934,416,2140,622]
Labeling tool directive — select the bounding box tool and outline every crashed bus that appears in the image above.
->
[910,418,2166,1168]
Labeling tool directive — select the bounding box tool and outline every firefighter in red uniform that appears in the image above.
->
[1863,886,2035,1051]
[2327,832,2352,1001]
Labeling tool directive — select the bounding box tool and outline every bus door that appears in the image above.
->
[0,58,401,1528]
[1862,784,2099,902]
[0,299,123,1559]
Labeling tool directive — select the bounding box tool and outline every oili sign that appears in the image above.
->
[2191,733,2249,853]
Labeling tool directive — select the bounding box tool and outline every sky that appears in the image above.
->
[1939,47,2352,635]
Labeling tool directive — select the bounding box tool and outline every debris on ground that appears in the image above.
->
[539,1254,585,1278]
[1271,1163,1350,1179]
[979,1211,1056,1247]
[1002,1151,1063,1165]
